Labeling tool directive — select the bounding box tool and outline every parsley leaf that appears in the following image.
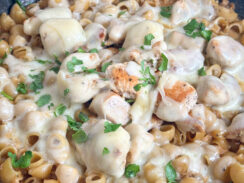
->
[50,66,60,74]
[16,0,26,12]
[78,112,89,123]
[158,53,168,72]
[29,71,45,93]
[82,66,98,74]
[160,6,172,18]
[101,62,112,72]
[65,51,70,56]
[48,103,54,110]
[165,161,177,183]
[103,147,110,155]
[101,42,106,47]
[125,99,135,104]
[89,48,98,53]
[78,48,86,53]
[198,67,207,76]
[72,129,88,143]
[16,83,27,94]
[144,33,155,45]
[54,104,66,117]
[1,91,13,101]
[134,61,156,91]
[119,11,126,16]
[119,48,125,51]
[67,57,83,73]
[36,94,51,107]
[64,88,69,96]
[0,52,7,64]
[36,59,52,65]
[104,121,121,133]
[183,19,212,41]
[66,115,82,131]
[124,164,140,178]
[8,151,32,168]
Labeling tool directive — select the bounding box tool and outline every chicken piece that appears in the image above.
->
[75,120,130,177]
[89,91,130,125]
[166,31,205,51]
[125,124,154,165]
[40,18,86,57]
[176,104,206,133]
[84,23,106,50]
[57,71,107,103]
[197,74,241,107]
[154,73,197,122]
[226,113,244,143]
[106,61,141,99]
[197,76,229,106]
[207,36,244,69]
[123,20,164,48]
[166,48,204,84]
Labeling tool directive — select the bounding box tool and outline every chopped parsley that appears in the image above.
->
[160,6,172,18]
[64,88,69,96]
[101,62,112,72]
[1,91,13,101]
[67,57,83,73]
[198,67,207,76]
[104,121,121,133]
[78,48,86,53]
[140,45,144,50]
[144,33,155,46]
[16,83,27,94]
[82,66,98,74]
[65,51,70,56]
[66,115,82,131]
[124,164,140,178]
[29,71,45,93]
[183,19,212,41]
[78,112,89,123]
[165,161,177,183]
[158,53,168,72]
[134,61,156,91]
[50,66,60,74]
[36,94,51,107]
[16,0,26,12]
[48,103,54,110]
[0,52,7,64]
[125,99,135,104]
[50,55,61,73]
[72,129,88,143]
[119,48,125,51]
[101,42,106,47]
[8,151,32,168]
[119,11,126,16]
[36,59,52,65]
[89,48,98,53]
[54,104,66,117]
[102,147,110,155]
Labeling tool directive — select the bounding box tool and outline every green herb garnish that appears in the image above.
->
[144,33,155,46]
[89,48,98,53]
[198,67,207,76]
[36,94,51,107]
[78,112,89,123]
[1,91,13,101]
[8,151,32,168]
[16,0,26,11]
[82,66,98,74]
[29,71,45,93]
[67,57,83,73]
[54,104,66,117]
[119,11,126,16]
[134,61,156,91]
[36,59,52,65]
[158,53,168,72]
[78,48,86,53]
[165,161,177,183]
[0,52,7,64]
[102,147,110,155]
[160,6,172,18]
[16,83,27,94]
[64,88,69,96]
[124,164,140,178]
[72,129,88,143]
[66,115,82,131]
[101,62,112,72]
[104,121,121,133]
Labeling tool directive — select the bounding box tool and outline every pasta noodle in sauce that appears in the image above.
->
[0,0,244,183]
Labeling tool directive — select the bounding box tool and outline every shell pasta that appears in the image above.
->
[0,0,244,183]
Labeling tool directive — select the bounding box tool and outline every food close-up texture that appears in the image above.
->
[0,0,244,182]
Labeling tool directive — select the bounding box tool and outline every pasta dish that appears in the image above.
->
[0,0,244,182]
